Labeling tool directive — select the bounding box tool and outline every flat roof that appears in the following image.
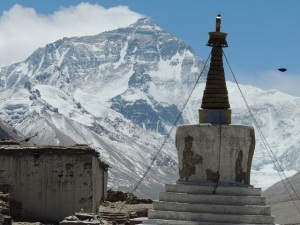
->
[0,140,109,168]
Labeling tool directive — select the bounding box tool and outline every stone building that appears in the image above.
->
[0,139,108,222]
[144,14,275,224]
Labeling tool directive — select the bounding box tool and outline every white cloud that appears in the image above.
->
[0,3,143,66]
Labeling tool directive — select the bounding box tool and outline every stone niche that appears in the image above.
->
[176,124,255,185]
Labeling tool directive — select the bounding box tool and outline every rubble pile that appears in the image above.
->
[99,211,128,224]
[60,190,153,225]
[106,190,152,204]
[0,191,12,225]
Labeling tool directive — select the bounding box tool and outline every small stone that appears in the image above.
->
[65,215,78,221]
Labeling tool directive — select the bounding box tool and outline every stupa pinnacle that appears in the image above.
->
[200,14,231,124]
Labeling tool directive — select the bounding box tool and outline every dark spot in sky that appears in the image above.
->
[278,68,287,72]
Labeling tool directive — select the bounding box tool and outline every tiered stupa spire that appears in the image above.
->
[144,14,275,225]
[199,14,231,124]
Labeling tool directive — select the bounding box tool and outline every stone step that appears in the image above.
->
[148,210,275,224]
[143,218,274,225]
[159,192,266,206]
[165,183,261,196]
[153,201,271,215]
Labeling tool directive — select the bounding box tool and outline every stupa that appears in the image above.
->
[143,14,275,225]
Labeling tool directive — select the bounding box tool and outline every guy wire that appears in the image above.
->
[223,49,300,215]
[118,52,212,212]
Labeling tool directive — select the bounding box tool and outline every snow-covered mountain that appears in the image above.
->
[0,17,299,197]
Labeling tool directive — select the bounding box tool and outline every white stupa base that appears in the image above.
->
[143,182,275,225]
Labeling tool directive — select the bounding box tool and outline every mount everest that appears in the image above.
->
[0,17,298,198]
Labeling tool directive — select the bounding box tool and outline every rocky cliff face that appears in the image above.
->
[0,17,299,197]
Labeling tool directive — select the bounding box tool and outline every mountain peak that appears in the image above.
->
[130,17,162,31]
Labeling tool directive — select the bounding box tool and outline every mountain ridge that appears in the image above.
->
[0,17,299,198]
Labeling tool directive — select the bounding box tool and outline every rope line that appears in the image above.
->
[118,53,211,212]
[223,49,300,215]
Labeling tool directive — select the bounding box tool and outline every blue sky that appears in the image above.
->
[1,1,300,95]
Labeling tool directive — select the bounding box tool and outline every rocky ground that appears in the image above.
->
[11,202,152,225]
[8,190,152,225]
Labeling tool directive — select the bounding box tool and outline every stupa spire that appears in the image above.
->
[199,14,231,124]
[145,14,274,225]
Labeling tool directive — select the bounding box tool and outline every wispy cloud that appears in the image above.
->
[256,71,300,97]
[227,68,300,97]
[0,3,143,66]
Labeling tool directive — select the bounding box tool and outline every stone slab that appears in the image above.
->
[59,221,100,225]
[159,192,266,205]
[148,210,274,224]
[143,218,274,225]
[199,109,231,124]
[165,183,261,196]
[152,201,271,215]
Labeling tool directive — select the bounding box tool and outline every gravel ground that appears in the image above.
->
[10,201,152,225]
[99,201,152,214]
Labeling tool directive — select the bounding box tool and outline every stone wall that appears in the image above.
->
[0,184,12,225]
[0,143,108,222]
